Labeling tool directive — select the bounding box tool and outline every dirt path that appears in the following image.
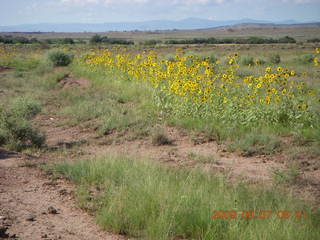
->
[0,149,126,240]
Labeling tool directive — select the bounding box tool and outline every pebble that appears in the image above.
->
[26,215,36,221]
[48,206,58,214]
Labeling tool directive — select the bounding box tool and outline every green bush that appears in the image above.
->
[269,54,281,64]
[0,97,45,151]
[46,49,74,67]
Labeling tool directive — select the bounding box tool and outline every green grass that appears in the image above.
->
[49,155,320,240]
[228,133,282,156]
[187,152,220,164]
[0,96,45,151]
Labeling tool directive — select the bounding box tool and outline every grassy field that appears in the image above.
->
[1,25,320,42]
[0,39,319,239]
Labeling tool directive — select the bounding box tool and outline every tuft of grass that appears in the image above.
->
[49,155,320,240]
[151,129,172,146]
[272,165,300,184]
[240,56,254,66]
[228,133,281,156]
[0,96,45,151]
[187,152,220,164]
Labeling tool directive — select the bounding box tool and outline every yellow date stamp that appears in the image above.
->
[211,210,308,220]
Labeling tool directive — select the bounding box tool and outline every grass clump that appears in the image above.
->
[240,56,254,66]
[151,128,173,146]
[228,133,281,156]
[272,165,300,184]
[187,152,219,164]
[50,155,320,240]
[269,54,281,64]
[0,97,45,151]
[46,49,74,67]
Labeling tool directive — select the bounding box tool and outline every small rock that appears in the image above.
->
[0,216,6,220]
[48,206,58,214]
[26,215,36,221]
[41,233,48,238]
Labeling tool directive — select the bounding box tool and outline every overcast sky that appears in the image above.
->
[1,0,320,25]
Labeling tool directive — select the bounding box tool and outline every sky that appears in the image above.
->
[1,0,320,25]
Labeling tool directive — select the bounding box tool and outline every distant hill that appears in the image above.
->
[0,18,319,32]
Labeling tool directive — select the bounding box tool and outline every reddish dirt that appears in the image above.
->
[0,149,126,240]
[0,66,12,73]
[58,74,90,89]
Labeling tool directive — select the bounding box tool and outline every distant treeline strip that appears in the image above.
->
[164,36,298,44]
[1,34,320,45]
[0,35,134,45]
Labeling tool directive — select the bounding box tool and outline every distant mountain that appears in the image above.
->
[0,18,318,32]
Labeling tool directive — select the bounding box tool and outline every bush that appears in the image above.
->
[0,97,45,151]
[90,34,103,44]
[61,38,75,44]
[269,54,281,64]
[46,49,74,67]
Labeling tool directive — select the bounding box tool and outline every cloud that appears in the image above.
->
[60,0,227,6]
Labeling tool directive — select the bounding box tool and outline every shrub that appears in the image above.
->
[90,34,103,44]
[0,97,45,151]
[269,54,281,64]
[61,38,75,44]
[46,49,74,67]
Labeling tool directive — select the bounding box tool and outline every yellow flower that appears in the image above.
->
[275,96,281,103]
[281,89,287,95]
[265,96,271,104]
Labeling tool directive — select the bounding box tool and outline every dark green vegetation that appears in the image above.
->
[46,49,74,67]
[48,155,320,240]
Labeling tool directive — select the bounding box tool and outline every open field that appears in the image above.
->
[1,25,320,42]
[0,40,320,239]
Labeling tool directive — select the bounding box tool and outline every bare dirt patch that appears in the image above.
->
[0,66,13,73]
[58,74,90,89]
[0,149,126,240]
